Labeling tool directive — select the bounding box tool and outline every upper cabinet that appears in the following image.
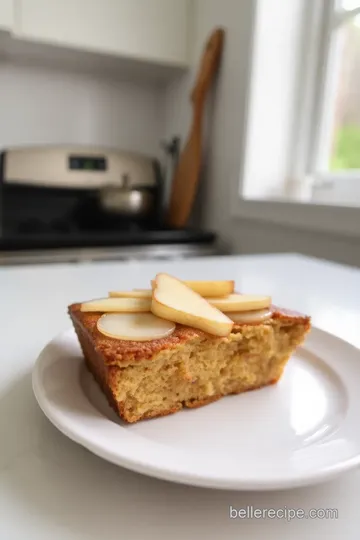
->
[0,0,13,31]
[14,0,192,67]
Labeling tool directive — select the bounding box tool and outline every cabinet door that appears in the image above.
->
[0,0,13,31]
[17,0,191,66]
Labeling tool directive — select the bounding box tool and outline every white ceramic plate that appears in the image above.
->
[32,327,360,491]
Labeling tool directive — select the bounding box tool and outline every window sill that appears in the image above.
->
[231,197,360,238]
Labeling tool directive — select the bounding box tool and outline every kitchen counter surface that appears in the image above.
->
[1,253,360,539]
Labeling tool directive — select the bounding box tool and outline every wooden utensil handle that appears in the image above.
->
[191,28,225,106]
[166,27,225,228]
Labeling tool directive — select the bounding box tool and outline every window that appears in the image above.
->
[239,0,360,210]
[233,0,360,235]
[308,0,360,205]
[315,0,360,171]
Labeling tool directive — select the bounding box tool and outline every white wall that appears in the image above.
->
[0,62,164,156]
[164,0,360,267]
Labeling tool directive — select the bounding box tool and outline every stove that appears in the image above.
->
[0,226,219,265]
[0,145,220,265]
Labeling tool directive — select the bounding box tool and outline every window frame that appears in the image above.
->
[231,0,360,237]
[308,0,360,179]
[274,0,360,196]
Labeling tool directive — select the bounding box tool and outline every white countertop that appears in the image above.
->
[1,253,360,539]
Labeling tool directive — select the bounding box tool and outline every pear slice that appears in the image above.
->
[207,294,271,312]
[151,279,234,297]
[108,290,152,298]
[230,309,272,324]
[151,273,234,337]
[133,288,153,294]
[80,297,151,312]
[97,313,175,341]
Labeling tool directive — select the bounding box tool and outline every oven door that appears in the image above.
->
[0,182,92,239]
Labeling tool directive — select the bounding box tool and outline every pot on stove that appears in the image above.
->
[0,145,165,230]
[99,173,157,220]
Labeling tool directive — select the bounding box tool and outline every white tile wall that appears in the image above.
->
[0,62,164,157]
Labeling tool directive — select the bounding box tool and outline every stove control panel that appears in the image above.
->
[1,146,158,189]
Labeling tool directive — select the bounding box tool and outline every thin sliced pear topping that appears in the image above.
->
[230,309,272,324]
[97,313,175,341]
[151,279,234,297]
[207,294,271,312]
[151,273,234,337]
[80,297,151,312]
[133,288,153,294]
[108,290,152,298]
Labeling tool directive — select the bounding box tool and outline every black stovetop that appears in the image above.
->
[0,226,216,251]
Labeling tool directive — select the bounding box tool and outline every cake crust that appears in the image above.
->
[69,302,310,367]
[69,301,311,423]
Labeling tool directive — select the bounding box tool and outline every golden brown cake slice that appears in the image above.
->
[68,301,310,423]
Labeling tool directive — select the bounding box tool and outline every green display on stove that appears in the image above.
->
[68,155,107,171]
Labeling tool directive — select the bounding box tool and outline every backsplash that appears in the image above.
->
[0,62,164,157]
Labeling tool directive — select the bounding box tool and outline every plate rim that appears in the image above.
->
[32,326,360,491]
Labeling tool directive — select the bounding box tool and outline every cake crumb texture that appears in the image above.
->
[69,303,310,423]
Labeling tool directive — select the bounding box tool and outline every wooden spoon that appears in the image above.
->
[166,28,225,228]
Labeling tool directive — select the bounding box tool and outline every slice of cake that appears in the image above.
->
[68,274,311,423]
